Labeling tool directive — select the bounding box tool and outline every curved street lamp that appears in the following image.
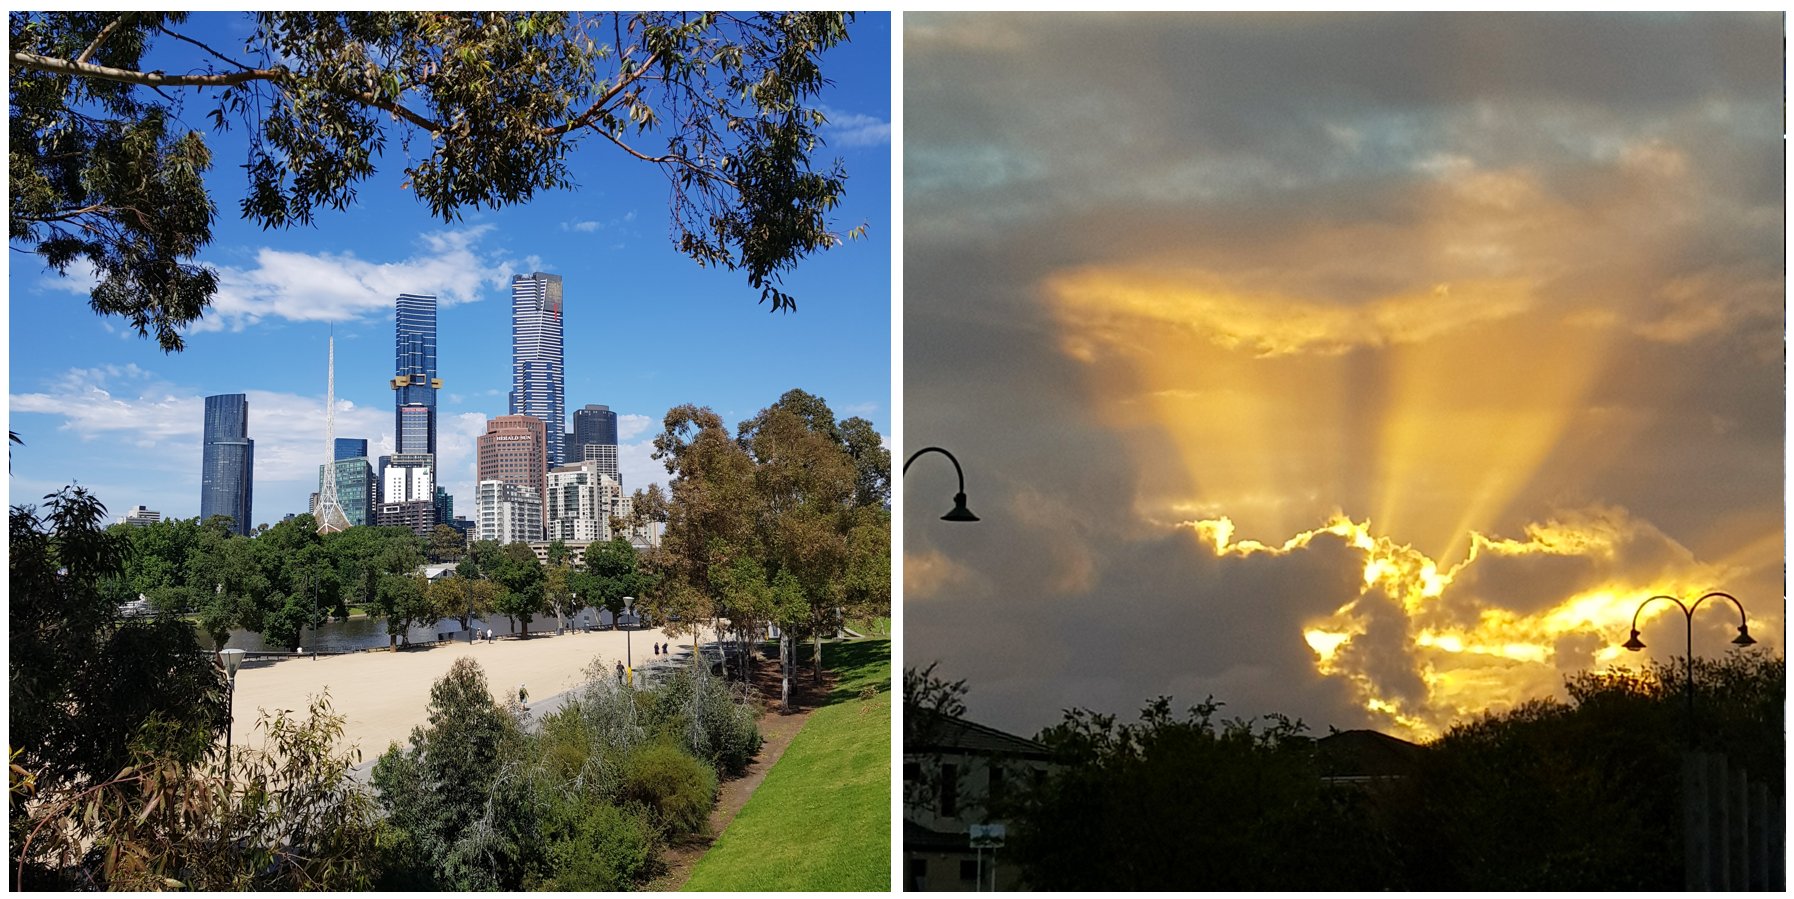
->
[903,446,979,522]
[1622,591,1755,745]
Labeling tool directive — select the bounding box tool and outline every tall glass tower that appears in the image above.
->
[569,403,620,484]
[393,293,439,455]
[200,393,254,536]
[510,272,565,466]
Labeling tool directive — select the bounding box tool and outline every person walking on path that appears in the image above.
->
[614,660,625,684]
[518,683,528,706]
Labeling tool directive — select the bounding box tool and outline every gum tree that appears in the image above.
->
[10,11,862,351]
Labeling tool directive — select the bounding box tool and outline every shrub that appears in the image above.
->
[643,662,763,776]
[621,740,717,836]
[540,800,657,890]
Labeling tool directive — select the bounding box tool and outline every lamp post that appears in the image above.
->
[1621,591,1755,746]
[218,648,247,779]
[623,595,634,686]
[903,446,979,522]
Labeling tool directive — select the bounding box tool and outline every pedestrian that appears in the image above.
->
[615,659,625,684]
[519,683,528,705]
[487,627,494,643]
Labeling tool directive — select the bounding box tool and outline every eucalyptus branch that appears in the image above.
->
[592,129,736,188]
[545,45,666,138]
[75,14,133,65]
[12,51,289,88]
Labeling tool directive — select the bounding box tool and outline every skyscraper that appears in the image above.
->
[318,457,375,527]
[200,394,254,536]
[569,403,621,484]
[477,479,543,544]
[334,437,368,461]
[546,459,630,543]
[476,414,548,540]
[510,272,565,466]
[393,293,440,455]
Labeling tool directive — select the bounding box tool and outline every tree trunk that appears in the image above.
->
[780,632,792,713]
[813,632,824,683]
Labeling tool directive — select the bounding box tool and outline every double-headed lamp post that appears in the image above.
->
[1621,591,1755,745]
[903,446,979,522]
[218,648,247,778]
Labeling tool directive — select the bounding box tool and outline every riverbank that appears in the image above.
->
[225,625,705,760]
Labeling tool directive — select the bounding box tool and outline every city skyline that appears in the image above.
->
[7,13,892,527]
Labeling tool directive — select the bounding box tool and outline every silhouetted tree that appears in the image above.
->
[1392,649,1784,889]
[1010,696,1400,890]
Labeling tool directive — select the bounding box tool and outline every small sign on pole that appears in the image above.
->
[969,823,1006,848]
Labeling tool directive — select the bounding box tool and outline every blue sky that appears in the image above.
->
[8,13,892,527]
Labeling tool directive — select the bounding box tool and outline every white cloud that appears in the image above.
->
[11,365,201,447]
[192,226,533,331]
[819,105,891,148]
[560,213,636,237]
[618,439,666,495]
[436,412,491,519]
[243,390,391,485]
[616,413,654,441]
[37,256,100,295]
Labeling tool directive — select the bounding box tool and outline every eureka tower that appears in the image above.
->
[510,272,566,466]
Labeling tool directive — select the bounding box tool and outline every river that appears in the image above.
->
[215,608,633,653]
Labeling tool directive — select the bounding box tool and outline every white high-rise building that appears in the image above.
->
[477,479,543,544]
[546,460,629,543]
[382,453,435,504]
[123,505,162,527]
[510,272,565,467]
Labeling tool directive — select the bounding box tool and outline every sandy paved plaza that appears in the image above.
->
[224,625,705,761]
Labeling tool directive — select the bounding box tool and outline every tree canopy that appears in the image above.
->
[10,11,862,351]
[648,388,890,708]
[987,650,1785,890]
[10,488,228,800]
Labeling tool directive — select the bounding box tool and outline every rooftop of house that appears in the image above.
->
[908,713,1054,761]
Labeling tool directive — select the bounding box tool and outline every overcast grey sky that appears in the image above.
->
[903,12,1783,740]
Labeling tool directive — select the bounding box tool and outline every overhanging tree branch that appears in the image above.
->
[12,51,290,88]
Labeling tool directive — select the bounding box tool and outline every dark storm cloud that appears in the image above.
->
[1442,508,1709,620]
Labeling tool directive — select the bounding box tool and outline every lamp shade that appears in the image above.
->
[219,647,247,677]
[942,492,980,522]
[1621,630,1646,652]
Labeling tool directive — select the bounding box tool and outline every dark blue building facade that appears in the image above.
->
[200,393,254,536]
[394,293,438,455]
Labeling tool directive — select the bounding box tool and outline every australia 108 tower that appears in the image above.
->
[392,293,440,455]
[510,272,565,466]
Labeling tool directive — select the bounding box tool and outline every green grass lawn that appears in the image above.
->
[681,638,891,891]
[844,616,891,637]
